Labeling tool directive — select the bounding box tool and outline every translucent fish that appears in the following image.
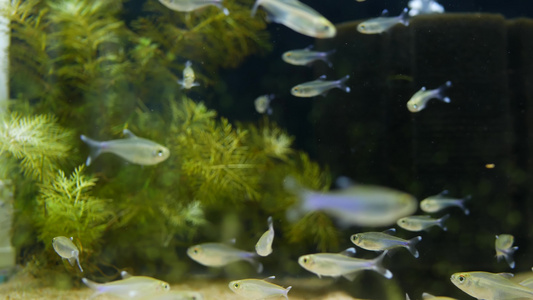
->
[357,8,409,34]
[420,190,471,215]
[229,276,291,300]
[187,243,263,273]
[178,61,200,89]
[254,94,274,115]
[255,216,274,257]
[350,228,422,258]
[284,176,417,227]
[52,236,83,272]
[407,81,452,112]
[82,272,170,299]
[158,0,229,15]
[138,291,204,300]
[291,75,350,98]
[282,47,336,67]
[298,249,393,280]
[495,234,518,269]
[408,0,444,17]
[80,129,170,166]
[450,271,533,300]
[422,292,458,300]
[397,214,450,232]
[251,0,336,38]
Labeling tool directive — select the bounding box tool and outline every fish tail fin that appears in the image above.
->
[438,214,450,231]
[437,81,452,103]
[505,246,519,269]
[407,236,422,258]
[337,75,351,93]
[283,176,307,222]
[399,7,410,26]
[244,254,263,273]
[76,258,84,273]
[251,0,261,17]
[322,49,337,68]
[284,286,292,299]
[82,278,103,299]
[371,251,393,279]
[80,135,102,166]
[460,195,471,215]
[216,3,229,16]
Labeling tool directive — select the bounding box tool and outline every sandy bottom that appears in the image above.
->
[0,273,364,300]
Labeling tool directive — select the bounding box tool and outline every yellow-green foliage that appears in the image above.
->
[35,166,111,258]
[134,0,271,83]
[0,113,73,182]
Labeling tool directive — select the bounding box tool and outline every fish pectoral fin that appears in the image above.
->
[342,272,359,281]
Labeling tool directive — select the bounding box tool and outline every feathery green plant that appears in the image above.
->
[35,166,111,258]
[0,113,73,182]
[134,0,271,85]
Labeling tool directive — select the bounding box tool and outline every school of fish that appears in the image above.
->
[67,0,533,299]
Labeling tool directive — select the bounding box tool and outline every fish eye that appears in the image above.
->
[157,149,164,156]
[413,104,418,109]
[458,275,465,283]
[303,257,308,263]
[162,283,170,290]
[234,283,239,288]
[193,247,199,254]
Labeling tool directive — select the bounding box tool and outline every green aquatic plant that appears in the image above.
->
[35,166,111,261]
[134,0,271,84]
[0,113,73,182]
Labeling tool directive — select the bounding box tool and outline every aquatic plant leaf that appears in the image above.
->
[0,113,73,182]
[35,166,112,257]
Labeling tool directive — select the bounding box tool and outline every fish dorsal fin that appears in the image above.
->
[339,247,356,256]
[383,228,396,235]
[305,45,314,50]
[120,271,132,279]
[318,75,327,80]
[438,190,449,197]
[381,9,389,16]
[497,273,514,279]
[263,276,275,281]
[422,293,435,299]
[405,293,411,300]
[123,129,138,139]
[335,176,354,189]
[418,215,432,218]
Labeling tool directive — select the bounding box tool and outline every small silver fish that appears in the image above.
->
[298,249,392,280]
[254,94,274,115]
[291,75,350,98]
[80,129,170,166]
[397,214,450,232]
[450,271,533,300]
[178,61,200,89]
[495,234,518,269]
[255,216,274,257]
[229,276,291,300]
[251,0,336,38]
[52,236,83,272]
[350,228,422,258]
[408,0,444,17]
[158,0,229,15]
[187,243,263,272]
[357,8,409,34]
[138,291,204,300]
[284,176,417,227]
[82,273,170,299]
[421,293,457,300]
[420,190,470,215]
[282,47,336,67]
[407,81,452,112]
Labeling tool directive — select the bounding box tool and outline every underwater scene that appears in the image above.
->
[0,0,532,299]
